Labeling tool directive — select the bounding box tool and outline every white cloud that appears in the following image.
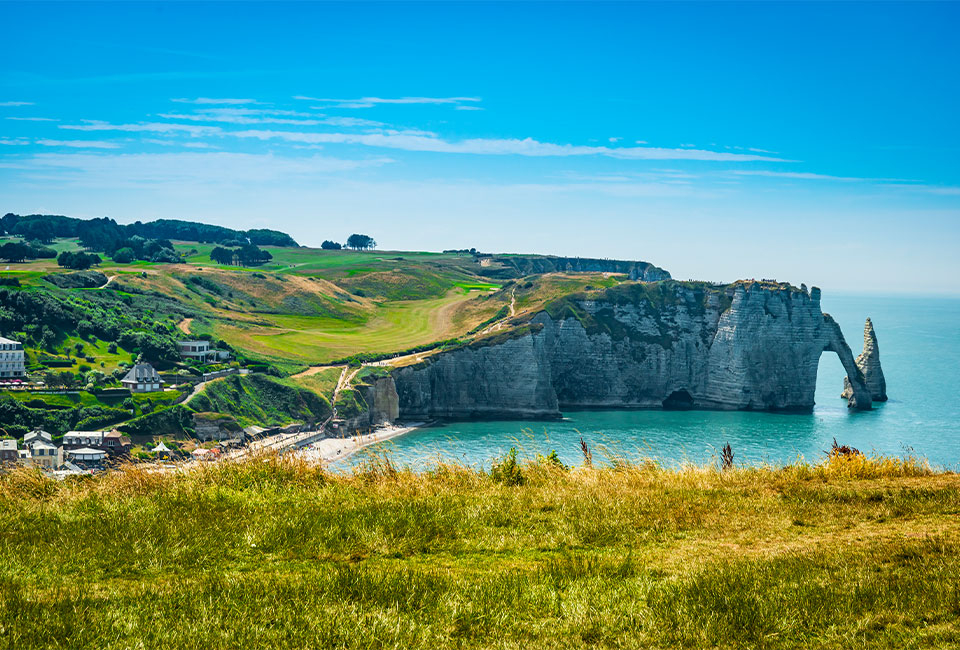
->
[455,106,484,111]
[0,101,34,107]
[0,138,29,146]
[142,138,216,149]
[59,120,222,136]
[36,139,121,149]
[171,98,259,105]
[157,107,388,128]
[608,137,621,143]
[158,111,324,126]
[732,170,891,182]
[6,117,57,122]
[226,129,790,161]
[0,152,394,187]
[294,95,481,108]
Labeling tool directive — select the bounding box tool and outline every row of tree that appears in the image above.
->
[209,244,274,266]
[57,251,103,270]
[1,214,299,248]
[0,241,57,263]
[321,234,377,251]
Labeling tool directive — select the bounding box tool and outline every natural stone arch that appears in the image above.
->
[821,315,872,410]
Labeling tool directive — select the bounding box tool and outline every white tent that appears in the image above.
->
[151,442,172,453]
[66,447,107,462]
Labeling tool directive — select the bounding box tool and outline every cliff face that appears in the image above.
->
[842,318,888,402]
[393,281,874,419]
[480,255,671,282]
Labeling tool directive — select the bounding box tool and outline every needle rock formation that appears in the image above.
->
[842,317,888,402]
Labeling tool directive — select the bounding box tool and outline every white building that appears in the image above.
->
[120,363,163,393]
[63,430,107,449]
[178,340,210,361]
[24,435,59,469]
[0,337,25,379]
[178,340,230,363]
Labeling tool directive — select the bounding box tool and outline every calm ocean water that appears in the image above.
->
[350,294,960,470]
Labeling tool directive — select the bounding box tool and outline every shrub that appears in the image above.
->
[491,447,525,486]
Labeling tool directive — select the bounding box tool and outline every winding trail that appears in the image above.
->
[480,287,517,335]
[177,318,193,335]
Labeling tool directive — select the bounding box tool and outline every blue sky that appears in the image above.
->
[2,1,958,293]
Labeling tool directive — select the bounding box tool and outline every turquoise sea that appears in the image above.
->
[351,294,960,470]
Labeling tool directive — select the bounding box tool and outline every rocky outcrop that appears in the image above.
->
[393,281,873,419]
[479,255,671,282]
[192,412,242,441]
[336,377,401,432]
[842,318,887,402]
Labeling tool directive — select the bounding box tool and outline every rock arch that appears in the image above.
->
[822,315,872,410]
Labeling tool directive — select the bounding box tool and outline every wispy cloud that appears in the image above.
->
[60,120,222,136]
[732,170,901,182]
[227,129,790,161]
[0,138,29,146]
[143,138,216,149]
[0,101,34,107]
[158,111,324,126]
[0,152,393,187]
[6,116,57,122]
[171,97,260,105]
[455,105,484,111]
[294,95,481,109]
[36,139,121,149]
[157,107,389,129]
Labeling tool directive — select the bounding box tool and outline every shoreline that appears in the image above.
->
[296,422,425,466]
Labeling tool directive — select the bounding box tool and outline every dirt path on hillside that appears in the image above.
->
[177,318,193,335]
[290,364,345,380]
[479,287,517,335]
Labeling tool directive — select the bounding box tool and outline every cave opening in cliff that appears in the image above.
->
[662,390,694,410]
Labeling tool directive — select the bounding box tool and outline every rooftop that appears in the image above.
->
[0,336,20,345]
[66,447,107,456]
[121,363,162,384]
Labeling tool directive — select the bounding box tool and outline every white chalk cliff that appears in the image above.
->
[393,281,875,419]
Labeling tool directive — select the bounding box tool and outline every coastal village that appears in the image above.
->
[1,333,363,474]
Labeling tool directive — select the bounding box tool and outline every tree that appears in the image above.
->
[112,247,136,263]
[210,246,235,265]
[237,244,272,266]
[346,234,376,250]
[321,240,342,250]
[57,251,100,270]
[0,242,31,263]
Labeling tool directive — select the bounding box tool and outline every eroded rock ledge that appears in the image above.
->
[391,280,877,420]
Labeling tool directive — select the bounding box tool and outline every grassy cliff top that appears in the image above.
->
[1,452,956,648]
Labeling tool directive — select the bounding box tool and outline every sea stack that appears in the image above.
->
[842,317,888,402]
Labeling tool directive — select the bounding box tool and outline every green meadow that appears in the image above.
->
[0,453,957,649]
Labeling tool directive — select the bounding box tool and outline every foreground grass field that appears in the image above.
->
[1,453,958,649]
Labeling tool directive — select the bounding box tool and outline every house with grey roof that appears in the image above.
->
[120,362,164,393]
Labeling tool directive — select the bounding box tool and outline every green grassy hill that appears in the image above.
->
[0,227,670,440]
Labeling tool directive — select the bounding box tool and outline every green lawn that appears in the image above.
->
[213,290,480,366]
[0,454,957,648]
[36,336,135,373]
[288,367,343,402]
